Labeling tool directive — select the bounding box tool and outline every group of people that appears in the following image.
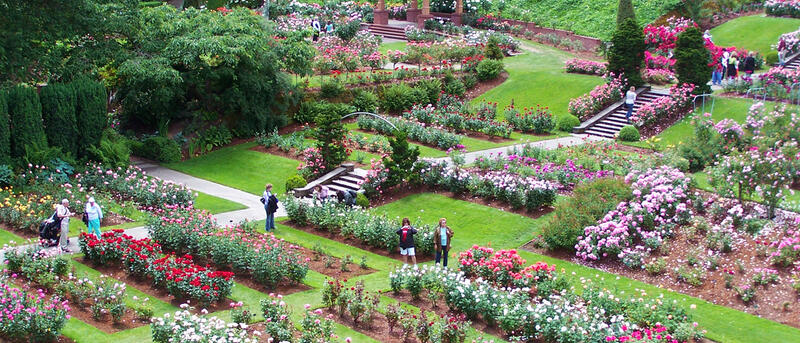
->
[310,19,335,42]
[312,184,357,206]
[396,218,453,267]
[712,49,757,86]
[42,197,103,253]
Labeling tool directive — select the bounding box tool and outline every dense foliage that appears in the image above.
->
[608,18,646,87]
[675,27,713,94]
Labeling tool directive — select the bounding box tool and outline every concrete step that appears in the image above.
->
[585,129,615,138]
[331,179,360,190]
[595,123,625,132]
[326,184,350,194]
[339,175,364,184]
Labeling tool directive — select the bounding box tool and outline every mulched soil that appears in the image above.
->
[322,306,441,343]
[298,246,377,280]
[522,211,800,329]
[75,257,236,314]
[282,221,433,265]
[6,273,148,334]
[387,291,505,339]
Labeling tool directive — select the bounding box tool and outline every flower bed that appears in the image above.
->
[642,68,676,85]
[403,102,513,138]
[568,75,627,121]
[631,83,694,128]
[723,66,800,100]
[564,58,607,76]
[76,163,195,207]
[0,187,57,232]
[473,151,613,189]
[357,114,462,149]
[502,105,556,134]
[575,166,694,264]
[389,264,703,342]
[458,245,557,289]
[417,160,557,211]
[766,0,800,18]
[284,196,435,256]
[0,278,70,343]
[151,304,257,343]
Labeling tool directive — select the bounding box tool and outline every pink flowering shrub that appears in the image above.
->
[564,58,607,75]
[568,74,627,121]
[458,245,557,288]
[642,68,676,85]
[0,282,70,342]
[766,0,800,18]
[297,147,326,180]
[576,166,694,262]
[360,158,389,198]
[631,83,694,127]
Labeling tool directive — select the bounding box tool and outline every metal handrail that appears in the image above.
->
[692,94,715,115]
[341,112,398,131]
[745,87,766,102]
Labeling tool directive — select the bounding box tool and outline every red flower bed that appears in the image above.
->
[79,230,135,266]
[458,245,556,288]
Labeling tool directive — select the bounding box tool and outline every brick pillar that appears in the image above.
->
[374,0,389,25]
[407,0,420,23]
[417,0,432,29]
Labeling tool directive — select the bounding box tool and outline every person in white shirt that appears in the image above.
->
[85,197,103,238]
[625,86,636,123]
[56,199,72,252]
[312,19,321,42]
[703,30,712,43]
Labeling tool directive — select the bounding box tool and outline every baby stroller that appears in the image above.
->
[38,211,61,247]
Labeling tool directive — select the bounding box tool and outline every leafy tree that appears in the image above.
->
[7,85,48,159]
[74,78,108,157]
[0,90,10,164]
[313,104,350,171]
[616,0,637,27]
[40,83,79,157]
[608,18,645,87]
[680,0,710,24]
[117,57,184,131]
[383,130,419,188]
[675,27,712,94]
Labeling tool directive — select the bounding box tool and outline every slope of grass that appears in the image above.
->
[193,192,247,214]
[165,142,300,196]
[710,14,800,56]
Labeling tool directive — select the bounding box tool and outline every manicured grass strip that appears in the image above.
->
[0,228,24,246]
[165,142,300,196]
[516,249,800,343]
[374,193,540,253]
[193,191,247,214]
[710,14,800,56]
[474,39,605,118]
[379,41,408,55]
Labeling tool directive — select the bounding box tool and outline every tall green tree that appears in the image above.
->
[7,85,47,159]
[616,0,637,27]
[383,130,420,188]
[74,78,108,157]
[675,27,712,94]
[0,91,10,164]
[40,83,79,157]
[608,18,646,87]
[313,104,350,171]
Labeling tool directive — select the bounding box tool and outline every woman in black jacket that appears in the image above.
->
[742,52,756,76]
[396,218,417,265]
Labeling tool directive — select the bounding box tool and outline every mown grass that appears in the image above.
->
[710,14,800,56]
[193,191,248,214]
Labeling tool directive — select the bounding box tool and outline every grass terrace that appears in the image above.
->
[710,14,800,56]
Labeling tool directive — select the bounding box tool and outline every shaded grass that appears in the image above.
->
[710,14,800,56]
[165,142,300,196]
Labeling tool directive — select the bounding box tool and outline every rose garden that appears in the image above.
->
[1,0,800,342]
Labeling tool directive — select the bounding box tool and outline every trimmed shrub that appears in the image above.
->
[443,78,466,97]
[484,35,504,60]
[608,18,645,87]
[355,192,369,207]
[7,85,47,160]
[462,74,478,89]
[675,27,712,94]
[319,80,346,99]
[381,83,416,112]
[40,83,78,157]
[618,125,640,141]
[285,174,307,192]
[351,90,379,113]
[295,101,324,124]
[74,78,108,157]
[542,178,632,250]
[765,51,779,66]
[0,90,10,164]
[414,78,442,105]
[616,0,636,26]
[135,136,181,163]
[476,60,505,81]
[556,114,580,132]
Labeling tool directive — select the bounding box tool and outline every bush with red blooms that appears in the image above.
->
[150,254,234,305]
[79,229,135,266]
[458,245,557,288]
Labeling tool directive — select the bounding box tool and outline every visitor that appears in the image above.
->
[727,53,739,80]
[315,185,330,202]
[703,29,713,43]
[742,52,756,76]
[778,39,787,67]
[56,199,72,253]
[433,218,453,267]
[396,218,417,265]
[624,86,636,123]
[262,183,278,232]
[312,19,321,42]
[85,197,103,238]
[712,62,723,86]
[721,49,730,80]
[325,21,334,35]
[346,189,357,207]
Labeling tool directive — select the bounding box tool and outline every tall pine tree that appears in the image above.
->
[608,18,646,87]
[0,91,10,165]
[7,85,47,160]
[40,83,79,157]
[313,103,350,171]
[383,130,419,188]
[617,0,637,27]
[675,27,713,94]
[74,78,107,156]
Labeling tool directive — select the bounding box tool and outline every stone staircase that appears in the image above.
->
[292,164,367,199]
[362,23,408,40]
[574,88,669,139]
[783,52,800,70]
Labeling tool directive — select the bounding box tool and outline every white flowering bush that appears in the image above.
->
[151,305,258,343]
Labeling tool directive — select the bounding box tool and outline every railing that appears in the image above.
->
[692,94,716,115]
[341,112,398,131]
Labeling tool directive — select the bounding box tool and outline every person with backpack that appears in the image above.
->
[262,183,279,232]
[85,197,103,238]
[433,218,453,267]
[56,199,72,252]
[742,52,756,76]
[396,218,417,265]
[727,53,739,80]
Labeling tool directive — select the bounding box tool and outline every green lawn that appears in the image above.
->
[165,142,300,196]
[474,39,605,119]
[379,40,407,55]
[710,14,800,56]
[193,192,247,214]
